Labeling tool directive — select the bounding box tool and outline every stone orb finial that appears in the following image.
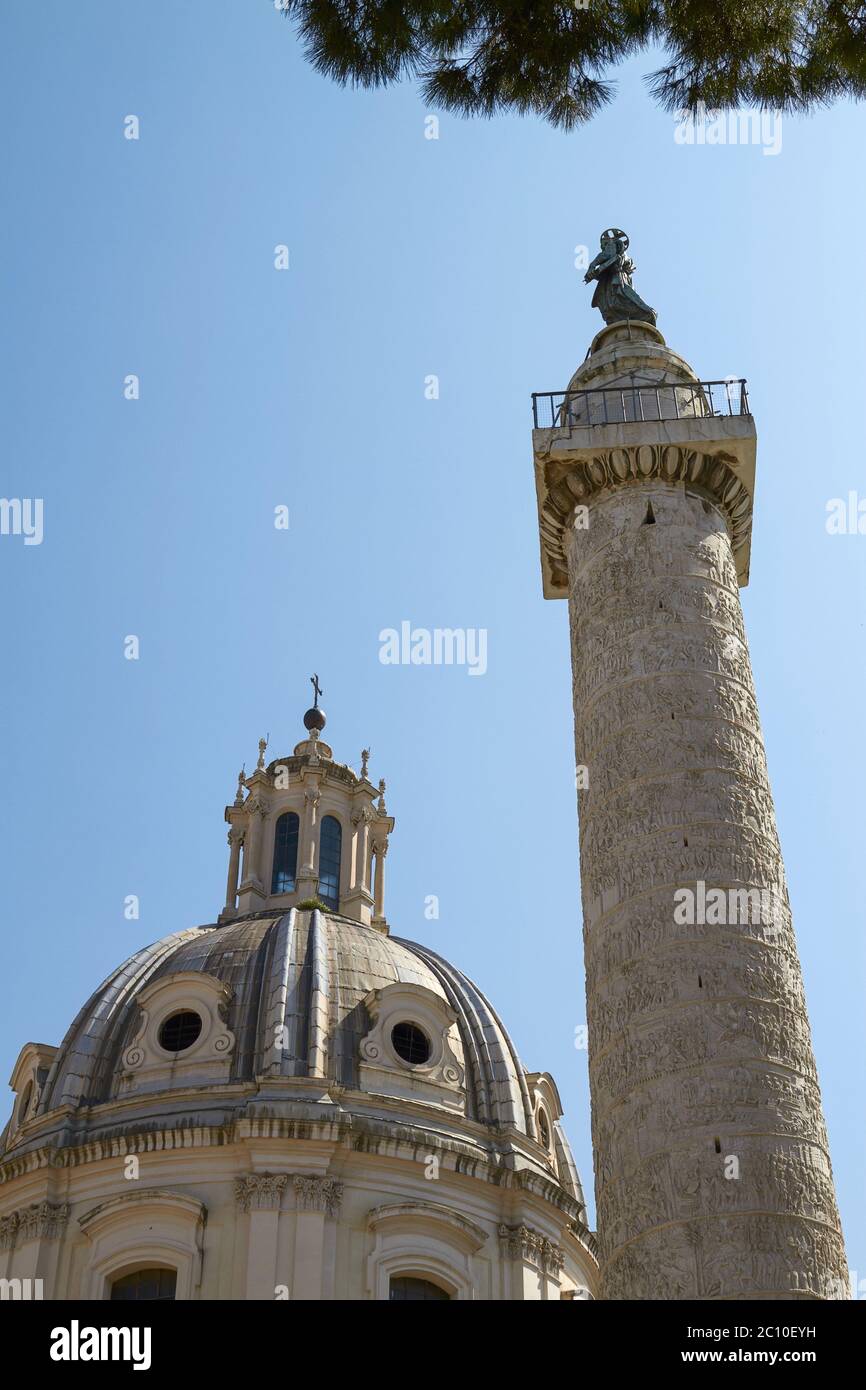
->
[303,705,326,733]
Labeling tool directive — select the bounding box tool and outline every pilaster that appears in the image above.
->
[235,1173,288,1300]
[498,1223,564,1301]
[291,1176,343,1300]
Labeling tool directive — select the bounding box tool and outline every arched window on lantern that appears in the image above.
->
[271,811,300,894]
[318,816,342,910]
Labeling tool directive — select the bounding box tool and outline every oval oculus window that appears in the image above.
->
[158,1010,203,1053]
[391,1021,431,1065]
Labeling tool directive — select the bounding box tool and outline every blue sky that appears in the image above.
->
[1,1,864,1273]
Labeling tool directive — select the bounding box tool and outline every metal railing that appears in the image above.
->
[531,378,750,429]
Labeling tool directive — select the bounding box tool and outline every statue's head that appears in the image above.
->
[600,227,629,253]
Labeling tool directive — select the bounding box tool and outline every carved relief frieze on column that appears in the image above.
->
[563,479,849,1299]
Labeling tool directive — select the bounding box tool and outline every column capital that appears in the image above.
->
[234,1173,289,1212]
[293,1176,343,1218]
[0,1212,19,1251]
[15,1200,70,1243]
[498,1223,564,1275]
[534,439,754,597]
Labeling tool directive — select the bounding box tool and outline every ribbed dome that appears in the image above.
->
[29,909,583,1205]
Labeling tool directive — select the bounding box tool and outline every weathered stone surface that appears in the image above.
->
[565,466,848,1300]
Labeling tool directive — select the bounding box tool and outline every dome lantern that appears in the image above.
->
[221,679,394,930]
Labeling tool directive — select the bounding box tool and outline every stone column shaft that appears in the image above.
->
[352,815,370,893]
[533,320,847,1300]
[241,803,263,888]
[566,479,847,1300]
[225,829,242,910]
[372,841,387,920]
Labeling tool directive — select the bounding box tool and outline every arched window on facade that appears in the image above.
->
[271,811,300,894]
[537,1108,551,1149]
[110,1268,177,1301]
[389,1275,451,1301]
[318,815,342,910]
[17,1080,33,1127]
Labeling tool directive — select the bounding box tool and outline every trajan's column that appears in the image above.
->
[532,230,849,1300]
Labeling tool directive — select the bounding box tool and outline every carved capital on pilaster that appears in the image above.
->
[497,1222,563,1273]
[293,1176,343,1217]
[542,1238,565,1275]
[0,1212,19,1250]
[498,1222,541,1263]
[234,1173,289,1212]
[16,1200,70,1242]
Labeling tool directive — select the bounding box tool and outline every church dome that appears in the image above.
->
[0,702,597,1300]
[23,907,583,1206]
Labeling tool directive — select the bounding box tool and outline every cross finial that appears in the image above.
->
[360,747,370,779]
[310,673,323,708]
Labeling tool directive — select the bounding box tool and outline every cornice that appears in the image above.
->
[0,1112,590,1234]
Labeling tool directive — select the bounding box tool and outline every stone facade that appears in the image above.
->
[0,1119,597,1301]
[533,319,849,1299]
